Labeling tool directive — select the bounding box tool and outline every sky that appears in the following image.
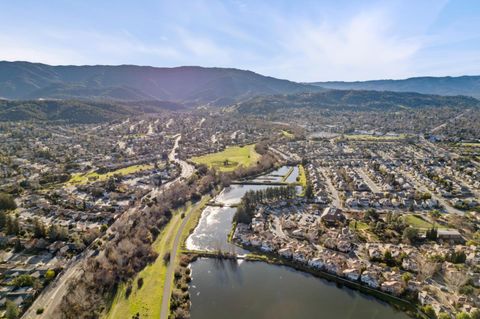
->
[1,0,479,82]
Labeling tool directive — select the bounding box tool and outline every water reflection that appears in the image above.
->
[186,167,411,319]
[189,259,411,319]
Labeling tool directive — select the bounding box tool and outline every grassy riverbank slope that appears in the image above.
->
[105,196,211,319]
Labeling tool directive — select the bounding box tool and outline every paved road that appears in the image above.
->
[319,167,342,208]
[23,134,194,319]
[400,168,463,215]
[356,167,381,193]
[159,199,201,319]
[430,109,469,133]
[22,249,94,318]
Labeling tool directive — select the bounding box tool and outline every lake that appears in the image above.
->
[186,166,411,319]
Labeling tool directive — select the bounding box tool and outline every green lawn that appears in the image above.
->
[349,220,369,231]
[403,214,445,229]
[458,142,480,147]
[105,197,210,319]
[68,164,154,185]
[298,165,307,187]
[349,220,379,242]
[105,212,182,319]
[281,130,294,138]
[191,144,260,172]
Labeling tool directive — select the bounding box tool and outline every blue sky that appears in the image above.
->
[1,0,479,81]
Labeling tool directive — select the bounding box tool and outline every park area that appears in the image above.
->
[105,197,210,319]
[67,164,154,185]
[190,144,260,172]
[403,214,446,230]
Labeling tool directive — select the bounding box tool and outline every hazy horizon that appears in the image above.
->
[2,59,480,84]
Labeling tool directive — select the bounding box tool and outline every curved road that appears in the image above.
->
[23,134,194,319]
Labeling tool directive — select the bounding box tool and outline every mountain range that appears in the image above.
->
[235,90,480,114]
[0,61,319,106]
[311,76,480,99]
[0,99,185,123]
[0,61,479,122]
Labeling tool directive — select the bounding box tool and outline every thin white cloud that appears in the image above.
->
[0,34,86,65]
[0,0,477,81]
[264,9,424,81]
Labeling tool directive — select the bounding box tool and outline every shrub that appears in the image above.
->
[125,283,132,298]
[45,269,56,281]
[456,312,471,319]
[422,305,436,318]
[163,252,171,264]
[137,277,144,289]
[5,300,19,319]
[12,274,35,287]
[0,193,16,211]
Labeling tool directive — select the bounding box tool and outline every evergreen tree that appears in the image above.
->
[305,183,314,200]
[33,218,46,238]
[0,210,6,230]
[0,193,16,211]
[6,215,20,235]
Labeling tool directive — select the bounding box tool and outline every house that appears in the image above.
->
[308,257,325,270]
[402,258,419,272]
[437,229,464,243]
[361,271,380,288]
[321,207,346,226]
[407,280,422,292]
[292,251,307,264]
[418,291,437,306]
[260,241,273,252]
[278,247,293,259]
[343,268,360,281]
[381,281,404,296]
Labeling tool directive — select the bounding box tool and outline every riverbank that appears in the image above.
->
[183,246,426,319]
[234,244,426,318]
[104,197,210,319]
[224,217,425,318]
[180,164,424,319]
[104,209,184,319]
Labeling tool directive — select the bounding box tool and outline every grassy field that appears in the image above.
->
[344,134,406,141]
[458,142,480,147]
[403,214,445,229]
[105,197,210,319]
[105,211,182,319]
[68,164,153,185]
[281,130,294,138]
[191,144,260,172]
[349,220,380,242]
[298,165,307,187]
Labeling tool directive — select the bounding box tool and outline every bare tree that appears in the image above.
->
[444,270,468,293]
[416,255,439,281]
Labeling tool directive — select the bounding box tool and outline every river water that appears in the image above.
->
[186,167,411,319]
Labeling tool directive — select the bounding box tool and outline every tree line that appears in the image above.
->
[235,185,297,224]
[57,145,280,318]
[57,166,224,317]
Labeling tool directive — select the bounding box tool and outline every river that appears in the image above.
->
[186,167,411,319]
